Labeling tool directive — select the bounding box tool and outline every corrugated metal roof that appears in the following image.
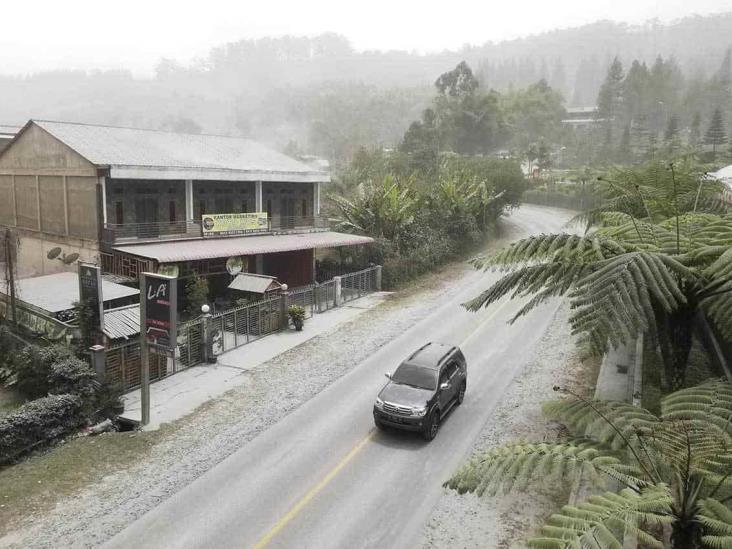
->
[0,125,20,138]
[31,120,329,182]
[113,231,374,263]
[103,304,140,340]
[228,273,281,294]
[8,272,139,313]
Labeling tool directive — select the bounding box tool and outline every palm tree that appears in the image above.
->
[445,380,732,549]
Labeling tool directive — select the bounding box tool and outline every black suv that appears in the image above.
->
[373,342,467,440]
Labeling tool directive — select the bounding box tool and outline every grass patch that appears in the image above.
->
[0,429,160,535]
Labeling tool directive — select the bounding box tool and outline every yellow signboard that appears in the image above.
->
[201,212,269,236]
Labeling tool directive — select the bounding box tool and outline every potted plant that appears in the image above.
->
[287,305,306,331]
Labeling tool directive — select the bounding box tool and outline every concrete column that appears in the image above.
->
[375,265,382,291]
[280,291,290,330]
[315,182,320,216]
[255,181,263,212]
[202,312,217,364]
[334,276,342,307]
[99,176,107,225]
[89,344,106,377]
[255,254,264,274]
[185,180,194,220]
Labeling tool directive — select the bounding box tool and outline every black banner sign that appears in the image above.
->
[78,263,104,331]
[141,273,177,349]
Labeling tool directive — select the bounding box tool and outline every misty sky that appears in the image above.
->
[1,0,731,76]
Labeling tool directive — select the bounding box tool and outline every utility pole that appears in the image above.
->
[3,228,18,329]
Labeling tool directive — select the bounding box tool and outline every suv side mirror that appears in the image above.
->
[385,372,392,380]
[440,382,450,390]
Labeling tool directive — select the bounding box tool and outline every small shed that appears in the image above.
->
[227,273,282,294]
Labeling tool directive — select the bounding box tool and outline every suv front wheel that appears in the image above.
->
[422,410,440,441]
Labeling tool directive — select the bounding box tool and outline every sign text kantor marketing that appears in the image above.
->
[201,212,268,236]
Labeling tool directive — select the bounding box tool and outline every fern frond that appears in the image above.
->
[444,441,633,497]
[699,498,732,549]
[528,486,673,549]
[661,381,732,440]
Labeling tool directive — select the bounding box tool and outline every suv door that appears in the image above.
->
[438,362,458,408]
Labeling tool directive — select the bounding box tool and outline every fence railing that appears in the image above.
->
[103,215,330,245]
[340,266,379,304]
[106,265,381,392]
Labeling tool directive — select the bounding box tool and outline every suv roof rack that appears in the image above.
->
[408,342,457,368]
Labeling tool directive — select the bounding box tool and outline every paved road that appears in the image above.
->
[103,205,574,549]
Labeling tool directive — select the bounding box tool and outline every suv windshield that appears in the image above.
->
[391,363,437,390]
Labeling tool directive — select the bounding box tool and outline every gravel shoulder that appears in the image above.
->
[417,302,599,549]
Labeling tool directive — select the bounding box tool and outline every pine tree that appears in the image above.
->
[664,114,680,142]
[597,57,624,120]
[690,111,702,147]
[704,107,727,156]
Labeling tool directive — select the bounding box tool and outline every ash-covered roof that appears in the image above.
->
[28,120,329,183]
[103,304,140,340]
[114,231,374,263]
[8,271,139,313]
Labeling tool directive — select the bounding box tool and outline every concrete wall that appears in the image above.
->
[11,228,100,279]
[0,123,101,277]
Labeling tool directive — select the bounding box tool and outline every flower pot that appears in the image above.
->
[294,319,303,331]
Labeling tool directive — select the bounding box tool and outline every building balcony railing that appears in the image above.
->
[102,215,330,246]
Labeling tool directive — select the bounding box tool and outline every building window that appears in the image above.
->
[266,199,272,218]
[302,199,307,217]
[242,200,249,213]
[115,201,124,225]
[199,200,206,217]
[169,200,176,223]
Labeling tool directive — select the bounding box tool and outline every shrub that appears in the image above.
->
[13,344,73,399]
[48,357,97,399]
[0,394,84,464]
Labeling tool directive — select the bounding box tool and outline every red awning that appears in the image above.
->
[113,231,374,263]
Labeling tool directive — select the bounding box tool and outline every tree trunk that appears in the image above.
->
[671,518,702,549]
[657,305,695,392]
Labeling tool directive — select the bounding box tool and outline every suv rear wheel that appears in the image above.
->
[422,410,440,441]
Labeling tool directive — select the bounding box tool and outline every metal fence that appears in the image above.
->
[208,295,283,356]
[340,266,379,304]
[105,265,380,392]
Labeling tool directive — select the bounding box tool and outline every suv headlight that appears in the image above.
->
[412,406,427,417]
[374,397,384,410]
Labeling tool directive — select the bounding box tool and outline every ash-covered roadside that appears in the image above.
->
[0,261,479,549]
[417,303,592,549]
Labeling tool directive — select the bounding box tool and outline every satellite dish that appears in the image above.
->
[157,264,179,278]
[47,247,62,260]
[62,252,80,265]
[226,256,244,275]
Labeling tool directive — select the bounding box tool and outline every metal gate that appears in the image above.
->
[105,341,175,392]
[209,295,283,355]
[340,266,378,304]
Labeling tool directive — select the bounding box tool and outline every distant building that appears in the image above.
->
[0,120,373,285]
[562,106,602,130]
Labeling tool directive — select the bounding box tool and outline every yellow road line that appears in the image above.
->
[252,429,377,549]
[460,297,513,347]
